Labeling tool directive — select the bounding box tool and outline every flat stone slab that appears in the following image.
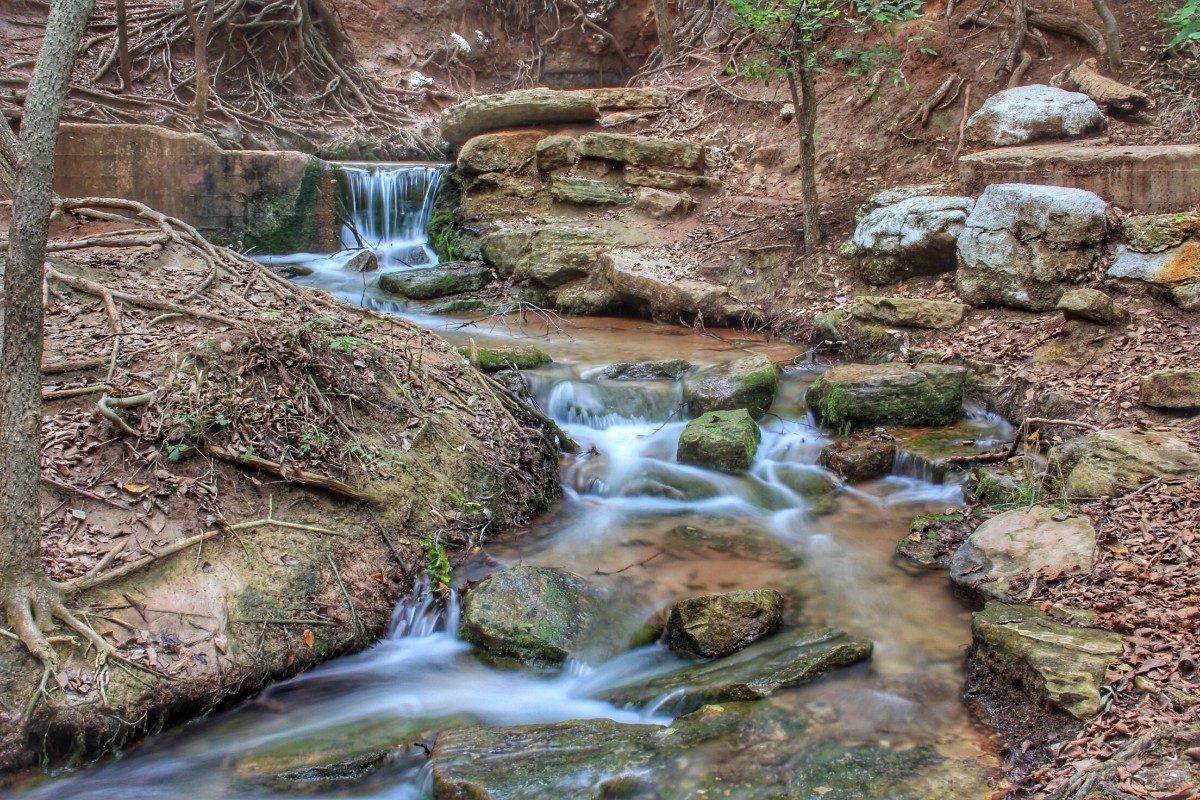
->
[960,144,1200,214]
[852,296,969,330]
[440,89,599,146]
[1047,428,1200,498]
[951,506,1096,602]
[1140,369,1200,409]
[973,601,1123,719]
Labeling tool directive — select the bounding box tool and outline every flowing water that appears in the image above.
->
[7,166,1010,798]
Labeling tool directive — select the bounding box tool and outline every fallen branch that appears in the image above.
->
[202,443,378,503]
[1059,59,1150,115]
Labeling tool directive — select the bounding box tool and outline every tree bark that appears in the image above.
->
[183,0,214,123]
[1090,0,1122,72]
[1,0,96,653]
[653,0,679,61]
[115,0,131,90]
[0,117,21,201]
[786,44,821,252]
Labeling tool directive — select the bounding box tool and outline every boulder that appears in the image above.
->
[342,249,378,273]
[551,282,618,316]
[897,513,971,569]
[805,363,966,432]
[965,85,1106,147]
[377,264,492,300]
[591,88,669,111]
[683,354,779,420]
[577,132,705,171]
[456,129,546,175]
[956,183,1109,311]
[440,89,598,146]
[597,359,693,381]
[480,225,612,287]
[665,589,784,658]
[601,250,747,327]
[852,296,969,330]
[600,626,873,716]
[624,166,723,191]
[1172,283,1200,311]
[1047,428,1200,498]
[1107,241,1200,288]
[972,601,1123,719]
[634,187,695,218]
[474,345,552,373]
[1056,288,1128,325]
[459,566,602,667]
[676,409,762,472]
[820,436,897,483]
[534,134,578,172]
[1123,212,1200,253]
[855,184,944,222]
[1140,369,1200,409]
[851,196,975,284]
[550,176,631,206]
[813,309,847,342]
[950,507,1097,602]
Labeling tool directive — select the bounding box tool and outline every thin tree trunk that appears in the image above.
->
[1,0,96,644]
[653,0,679,61]
[1091,0,1122,72]
[0,116,21,200]
[115,0,131,90]
[183,0,214,122]
[786,51,821,252]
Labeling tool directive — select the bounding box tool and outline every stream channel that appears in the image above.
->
[12,164,1011,799]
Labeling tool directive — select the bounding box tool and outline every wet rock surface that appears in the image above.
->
[897,513,972,569]
[820,434,897,483]
[665,589,784,658]
[682,354,779,420]
[377,263,492,299]
[676,409,761,472]
[806,363,966,431]
[473,345,552,372]
[596,359,694,381]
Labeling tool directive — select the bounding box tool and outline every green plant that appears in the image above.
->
[821,384,854,437]
[426,211,463,262]
[329,335,364,355]
[1164,0,1200,46]
[421,537,452,591]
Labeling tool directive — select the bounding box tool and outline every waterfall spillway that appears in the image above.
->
[334,162,447,268]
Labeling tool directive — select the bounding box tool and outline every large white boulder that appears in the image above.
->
[966,85,1106,147]
[852,195,975,285]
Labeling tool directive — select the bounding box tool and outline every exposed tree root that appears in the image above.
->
[201,443,379,503]
[1057,58,1151,115]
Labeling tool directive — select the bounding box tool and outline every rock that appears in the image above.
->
[480,225,612,287]
[456,130,546,175]
[601,250,748,327]
[676,409,762,472]
[965,85,1106,147]
[820,435,897,483]
[956,183,1109,311]
[1123,213,1200,253]
[664,524,802,568]
[1140,369,1200,409]
[440,89,599,146]
[813,309,847,342]
[232,719,416,790]
[395,245,432,265]
[577,132,705,171]
[951,507,1097,602]
[634,187,695,218]
[377,263,492,300]
[601,627,872,716]
[624,166,724,191]
[852,296,969,330]
[972,601,1124,719]
[459,566,603,667]
[855,184,944,222]
[591,88,669,111]
[551,282,617,316]
[851,196,975,284]
[806,363,966,432]
[342,249,378,273]
[1172,283,1200,311]
[535,134,578,172]
[1107,241,1200,288]
[1047,428,1200,498]
[1056,288,1128,325]
[474,346,552,373]
[897,513,971,570]
[597,359,693,381]
[683,354,779,420]
[550,176,631,206]
[429,298,497,315]
[665,590,784,659]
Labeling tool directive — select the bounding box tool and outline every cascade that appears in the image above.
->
[333,162,447,268]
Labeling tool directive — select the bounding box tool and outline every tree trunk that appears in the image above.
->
[1,0,96,654]
[0,117,21,200]
[183,0,214,123]
[1091,0,1122,72]
[653,0,679,61]
[786,50,821,252]
[115,0,131,90]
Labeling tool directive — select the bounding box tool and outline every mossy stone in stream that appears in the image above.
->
[377,263,492,300]
[676,409,761,472]
[664,524,801,567]
[806,363,966,432]
[666,590,784,658]
[473,345,552,373]
[683,354,779,420]
[597,359,694,381]
[896,512,971,569]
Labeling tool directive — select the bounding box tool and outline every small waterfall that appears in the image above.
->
[333,162,447,268]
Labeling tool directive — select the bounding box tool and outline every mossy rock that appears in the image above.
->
[377,263,492,300]
[806,363,966,432]
[683,354,779,420]
[665,589,784,658]
[597,359,694,381]
[676,409,761,472]
[820,435,897,483]
[474,346,552,373]
[549,176,631,206]
[896,512,971,569]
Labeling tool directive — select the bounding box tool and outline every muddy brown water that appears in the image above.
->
[9,312,1007,798]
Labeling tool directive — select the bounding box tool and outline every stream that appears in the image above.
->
[9,164,1008,799]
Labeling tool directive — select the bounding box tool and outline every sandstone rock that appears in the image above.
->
[440,89,598,146]
[665,590,784,658]
[550,176,631,206]
[591,88,669,111]
[342,249,378,273]
[551,282,617,316]
[852,296,969,330]
[1107,241,1200,288]
[1171,283,1200,311]
[597,359,694,381]
[480,225,612,287]
[459,566,603,667]
[634,187,695,218]
[852,196,975,284]
[478,228,534,276]
[950,507,1097,602]
[601,250,747,327]
[676,409,762,472]
[578,132,705,171]
[456,130,545,175]
[1123,212,1200,253]
[1056,288,1128,325]
[1047,428,1200,498]
[377,263,491,300]
[805,363,966,432]
[819,436,897,483]
[534,134,578,172]
[625,166,723,191]
[855,184,944,222]
[956,183,1109,311]
[1140,369,1200,409]
[972,601,1123,719]
[965,85,1106,147]
[813,309,847,343]
[683,354,779,420]
[474,346,552,373]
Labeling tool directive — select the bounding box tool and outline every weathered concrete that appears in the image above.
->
[959,144,1200,214]
[53,124,337,252]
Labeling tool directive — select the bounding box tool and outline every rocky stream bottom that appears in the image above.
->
[10,318,1010,800]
